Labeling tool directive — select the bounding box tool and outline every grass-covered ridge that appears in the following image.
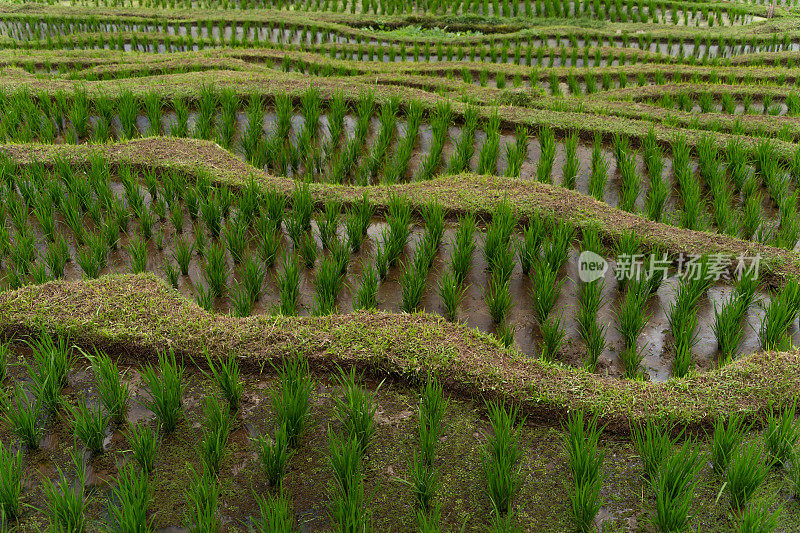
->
[2,272,800,433]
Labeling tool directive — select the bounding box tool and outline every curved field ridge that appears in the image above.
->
[4,137,799,283]
[1,272,798,434]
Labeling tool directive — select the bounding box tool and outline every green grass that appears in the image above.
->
[0,439,23,520]
[141,349,185,434]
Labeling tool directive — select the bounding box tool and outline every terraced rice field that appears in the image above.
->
[2,0,800,531]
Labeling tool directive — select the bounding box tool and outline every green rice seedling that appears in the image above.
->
[483,200,516,269]
[299,232,318,269]
[255,424,294,487]
[253,490,295,533]
[0,341,7,383]
[617,146,639,213]
[328,431,370,532]
[451,214,477,285]
[277,255,301,316]
[107,459,151,533]
[162,258,178,289]
[352,262,379,311]
[0,439,23,520]
[185,466,220,533]
[170,96,189,138]
[422,198,445,251]
[118,90,138,139]
[173,236,193,276]
[563,411,604,533]
[714,273,758,365]
[335,366,378,453]
[318,199,341,250]
[578,279,607,372]
[345,209,365,253]
[128,234,147,274]
[631,416,675,481]
[45,237,68,279]
[542,220,576,274]
[651,438,702,533]
[85,349,131,424]
[199,395,231,475]
[257,228,282,268]
[202,241,228,298]
[77,247,101,279]
[401,261,427,313]
[540,311,567,361]
[483,400,525,515]
[292,182,313,231]
[200,197,222,240]
[70,395,107,455]
[419,374,448,466]
[144,91,162,136]
[42,449,87,533]
[760,278,800,351]
[403,451,439,512]
[196,284,214,312]
[240,255,266,304]
[3,384,42,449]
[141,349,184,434]
[711,413,750,476]
[737,497,781,533]
[314,255,343,315]
[231,280,253,318]
[764,403,800,467]
[536,127,556,183]
[200,350,242,413]
[562,131,580,189]
[127,422,158,475]
[616,282,651,378]
[478,111,501,175]
[223,218,248,265]
[437,268,466,322]
[271,354,313,448]
[217,89,238,149]
[588,135,608,201]
[516,213,546,276]
[531,262,564,324]
[727,442,769,510]
[485,273,514,324]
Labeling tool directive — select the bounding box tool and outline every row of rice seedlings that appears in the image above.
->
[42,449,89,532]
[698,136,737,236]
[588,134,609,201]
[416,101,452,181]
[329,367,376,530]
[0,439,23,521]
[399,375,448,529]
[536,126,556,184]
[364,97,399,181]
[563,411,604,532]
[668,256,713,377]
[615,280,652,378]
[577,227,607,372]
[477,111,501,176]
[446,106,478,175]
[760,277,800,351]
[712,272,758,365]
[672,135,705,232]
[384,99,423,184]
[641,129,668,222]
[437,214,476,321]
[504,126,529,179]
[561,131,580,190]
[483,400,524,526]
[616,138,640,213]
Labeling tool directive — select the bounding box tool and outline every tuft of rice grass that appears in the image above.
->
[483,400,525,516]
[253,490,295,533]
[185,466,220,533]
[255,424,294,488]
[711,413,750,476]
[198,395,231,475]
[334,366,378,454]
[0,439,23,520]
[727,442,769,511]
[141,349,184,434]
[631,416,677,481]
[43,449,88,532]
[277,254,301,316]
[651,438,702,533]
[127,422,158,475]
[107,460,152,533]
[271,354,313,448]
[763,403,800,467]
[328,431,370,532]
[201,350,242,412]
[84,348,131,425]
[70,395,107,455]
[737,497,781,533]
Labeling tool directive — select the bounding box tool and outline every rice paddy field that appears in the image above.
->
[3,0,800,531]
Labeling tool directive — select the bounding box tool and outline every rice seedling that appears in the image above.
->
[517,212,546,276]
[202,241,228,298]
[714,272,758,365]
[334,366,378,453]
[271,354,313,448]
[253,490,295,533]
[3,384,42,449]
[651,438,702,533]
[562,131,580,189]
[563,410,604,533]
[588,135,608,201]
[231,279,253,318]
[299,232,318,269]
[314,255,343,315]
[199,350,242,413]
[241,255,266,304]
[540,311,567,361]
[542,219,576,274]
[737,497,781,533]
[483,399,524,515]
[185,466,220,533]
[450,214,476,285]
[107,459,152,533]
[292,181,314,231]
[255,424,294,487]
[318,199,341,250]
[141,349,184,434]
[400,260,427,313]
[223,218,248,264]
[760,278,800,351]
[198,395,231,475]
[615,281,651,379]
[127,422,158,475]
[328,431,370,532]
[536,126,556,183]
[531,262,564,324]
[485,273,514,324]
[128,234,147,274]
[711,413,750,475]
[437,268,466,322]
[277,254,301,316]
[763,403,800,467]
[42,449,87,533]
[77,246,101,279]
[0,439,23,520]
[70,395,107,454]
[83,349,131,425]
[631,416,675,481]
[727,442,769,510]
